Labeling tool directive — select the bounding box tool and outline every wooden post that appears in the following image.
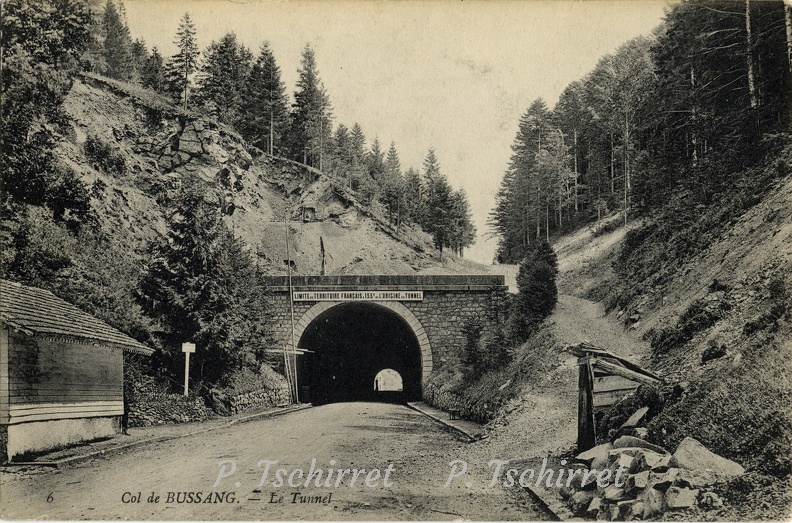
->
[183,352,190,396]
[577,355,596,452]
[182,342,195,397]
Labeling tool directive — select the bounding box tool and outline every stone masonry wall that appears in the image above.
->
[265,289,500,384]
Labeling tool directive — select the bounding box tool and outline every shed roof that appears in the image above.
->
[565,341,663,383]
[0,279,153,355]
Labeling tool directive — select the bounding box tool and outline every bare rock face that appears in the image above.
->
[671,436,745,485]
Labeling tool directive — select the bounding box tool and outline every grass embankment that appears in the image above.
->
[426,327,562,424]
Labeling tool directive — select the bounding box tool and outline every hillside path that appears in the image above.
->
[551,294,648,363]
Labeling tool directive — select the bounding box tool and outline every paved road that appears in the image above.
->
[1,403,549,520]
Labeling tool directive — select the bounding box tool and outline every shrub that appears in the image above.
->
[648,299,721,358]
[84,135,126,176]
[44,166,91,229]
[507,241,558,343]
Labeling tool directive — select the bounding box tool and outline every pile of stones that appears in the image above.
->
[565,434,744,520]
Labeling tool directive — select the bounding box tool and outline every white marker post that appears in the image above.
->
[182,342,196,396]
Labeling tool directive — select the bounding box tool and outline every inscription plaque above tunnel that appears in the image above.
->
[293,290,423,301]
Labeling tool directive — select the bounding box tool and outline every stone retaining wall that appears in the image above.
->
[212,386,291,416]
[128,393,213,427]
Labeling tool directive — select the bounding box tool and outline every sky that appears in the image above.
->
[124,0,674,264]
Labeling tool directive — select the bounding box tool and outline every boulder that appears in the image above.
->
[608,447,644,463]
[636,450,671,472]
[604,485,628,501]
[565,463,591,489]
[569,490,596,516]
[632,427,649,439]
[576,443,613,468]
[585,496,601,518]
[614,435,667,454]
[614,453,636,474]
[671,437,744,483]
[665,486,699,509]
[580,468,601,490]
[628,500,645,520]
[642,487,666,519]
[626,470,649,493]
[648,467,679,491]
[614,499,641,521]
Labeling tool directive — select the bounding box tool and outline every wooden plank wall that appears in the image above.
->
[4,331,123,425]
[592,375,640,409]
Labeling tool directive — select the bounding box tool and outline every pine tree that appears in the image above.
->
[367,137,385,181]
[489,99,551,263]
[141,47,166,92]
[238,43,289,156]
[585,37,654,225]
[195,32,252,124]
[381,142,405,226]
[422,149,454,258]
[331,123,351,174]
[403,167,424,224]
[130,38,148,81]
[166,13,199,110]
[1,0,92,214]
[289,44,333,169]
[449,188,476,257]
[349,123,367,166]
[101,0,134,80]
[507,241,558,343]
[136,180,270,386]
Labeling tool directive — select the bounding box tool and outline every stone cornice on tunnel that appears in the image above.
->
[264,274,506,292]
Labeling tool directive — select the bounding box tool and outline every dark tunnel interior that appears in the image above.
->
[296,302,423,405]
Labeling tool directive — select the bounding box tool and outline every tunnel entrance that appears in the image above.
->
[296,302,422,405]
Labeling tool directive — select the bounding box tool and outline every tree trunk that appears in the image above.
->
[624,113,630,227]
[785,2,792,73]
[183,69,189,111]
[545,204,549,242]
[745,0,758,108]
[610,134,615,194]
[573,129,579,212]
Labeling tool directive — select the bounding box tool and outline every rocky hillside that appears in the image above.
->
[58,73,486,277]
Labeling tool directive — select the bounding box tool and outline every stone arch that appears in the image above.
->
[293,300,432,379]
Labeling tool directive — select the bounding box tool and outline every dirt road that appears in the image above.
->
[0,403,549,521]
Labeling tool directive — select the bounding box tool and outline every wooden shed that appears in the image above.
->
[567,342,663,452]
[0,280,153,462]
